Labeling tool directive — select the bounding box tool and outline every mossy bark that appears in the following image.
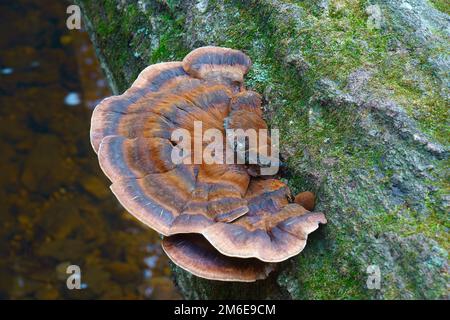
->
[76,0,449,299]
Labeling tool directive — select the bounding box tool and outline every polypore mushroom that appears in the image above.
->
[90,46,326,282]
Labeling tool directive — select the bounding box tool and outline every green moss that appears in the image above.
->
[246,0,448,145]
[301,0,446,144]
[81,0,190,91]
[149,13,190,63]
[430,0,450,15]
[369,53,449,144]
[370,203,448,245]
[295,236,370,299]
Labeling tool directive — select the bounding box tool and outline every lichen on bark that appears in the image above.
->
[76,0,449,299]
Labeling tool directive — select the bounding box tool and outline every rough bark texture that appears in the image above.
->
[76,0,449,299]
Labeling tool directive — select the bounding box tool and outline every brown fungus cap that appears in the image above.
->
[98,84,252,235]
[183,46,252,92]
[202,179,327,262]
[162,234,275,282]
[90,46,327,280]
[90,62,198,153]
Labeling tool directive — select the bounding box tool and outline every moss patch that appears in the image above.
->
[430,0,450,15]
[81,0,189,92]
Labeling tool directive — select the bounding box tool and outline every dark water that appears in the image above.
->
[0,0,180,299]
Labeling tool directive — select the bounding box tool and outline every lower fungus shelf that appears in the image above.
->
[162,234,276,282]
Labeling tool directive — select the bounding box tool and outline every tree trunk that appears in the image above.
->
[76,0,448,299]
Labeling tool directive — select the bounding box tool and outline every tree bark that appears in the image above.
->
[77,0,448,299]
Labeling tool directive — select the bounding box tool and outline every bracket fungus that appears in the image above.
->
[90,46,326,282]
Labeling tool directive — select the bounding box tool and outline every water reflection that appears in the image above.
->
[0,0,180,299]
